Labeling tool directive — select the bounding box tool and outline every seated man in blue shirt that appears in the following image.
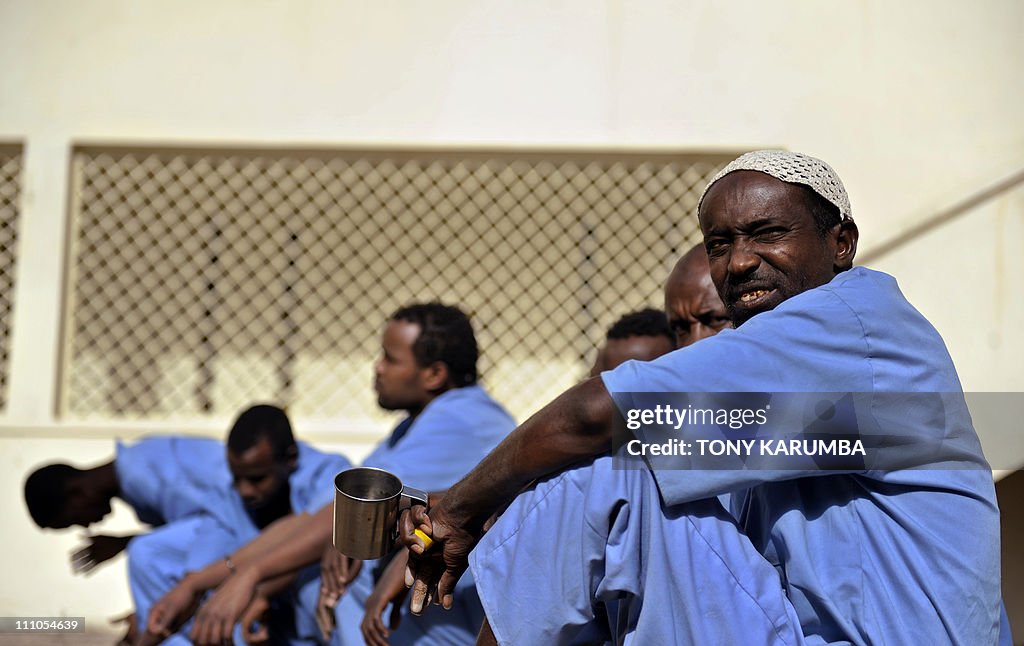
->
[404,151,1006,645]
[589,308,676,378]
[591,242,730,381]
[663,242,732,349]
[363,252,731,644]
[129,404,350,645]
[143,303,516,646]
[24,434,227,574]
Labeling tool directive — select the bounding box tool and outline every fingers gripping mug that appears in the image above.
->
[333,466,433,560]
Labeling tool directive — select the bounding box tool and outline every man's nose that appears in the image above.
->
[727,241,760,277]
[236,480,257,499]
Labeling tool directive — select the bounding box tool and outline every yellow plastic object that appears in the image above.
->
[413,528,434,551]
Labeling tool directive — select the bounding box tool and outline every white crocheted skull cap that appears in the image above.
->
[698,150,853,221]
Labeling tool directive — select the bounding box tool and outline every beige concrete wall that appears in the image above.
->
[0,0,1021,628]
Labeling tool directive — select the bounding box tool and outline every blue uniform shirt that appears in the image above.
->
[115,436,228,526]
[192,441,352,556]
[333,385,516,646]
[363,385,516,492]
[602,267,1001,644]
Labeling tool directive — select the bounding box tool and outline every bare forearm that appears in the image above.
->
[248,504,333,581]
[179,513,313,593]
[180,558,234,594]
[441,377,615,530]
[255,571,299,599]
[231,512,312,566]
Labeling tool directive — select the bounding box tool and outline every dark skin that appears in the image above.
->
[229,437,297,529]
[477,618,498,646]
[140,513,309,646]
[54,462,133,574]
[588,335,675,377]
[111,612,138,646]
[49,462,118,529]
[587,245,724,379]
[701,171,856,326]
[401,170,859,620]
[402,378,616,613]
[143,319,456,645]
[360,550,411,646]
[664,244,732,347]
[316,542,363,638]
[71,534,134,574]
[375,320,450,417]
[139,438,297,645]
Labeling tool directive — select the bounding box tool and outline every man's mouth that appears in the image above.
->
[730,286,776,311]
[739,289,770,303]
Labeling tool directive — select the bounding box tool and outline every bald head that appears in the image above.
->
[664,244,731,347]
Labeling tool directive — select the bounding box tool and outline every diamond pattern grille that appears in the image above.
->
[63,147,730,425]
[0,146,22,411]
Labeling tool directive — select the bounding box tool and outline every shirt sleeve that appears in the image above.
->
[292,444,352,514]
[600,286,875,505]
[366,389,515,492]
[115,438,172,525]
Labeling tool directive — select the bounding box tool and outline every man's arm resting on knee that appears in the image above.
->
[175,511,312,594]
[144,511,323,640]
[181,511,333,645]
[243,503,333,582]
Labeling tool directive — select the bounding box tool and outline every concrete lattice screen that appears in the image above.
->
[0,145,22,412]
[62,146,729,425]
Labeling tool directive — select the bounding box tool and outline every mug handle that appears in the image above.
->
[399,486,434,551]
[400,485,429,509]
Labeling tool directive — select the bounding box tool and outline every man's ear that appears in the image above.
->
[420,361,450,392]
[834,220,859,271]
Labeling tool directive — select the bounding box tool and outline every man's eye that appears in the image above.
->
[710,317,731,330]
[755,228,786,241]
[705,239,728,256]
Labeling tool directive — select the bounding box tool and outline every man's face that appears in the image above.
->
[53,493,111,529]
[228,437,291,512]
[374,320,431,412]
[664,254,731,347]
[589,335,675,377]
[699,171,840,326]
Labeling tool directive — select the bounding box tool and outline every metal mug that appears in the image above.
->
[333,466,431,560]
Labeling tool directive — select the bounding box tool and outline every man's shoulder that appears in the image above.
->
[291,442,350,511]
[414,385,516,434]
[601,268,913,394]
[296,441,352,471]
[771,266,895,318]
[737,266,917,347]
[117,434,223,466]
